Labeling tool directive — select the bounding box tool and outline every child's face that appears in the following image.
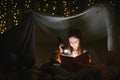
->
[68,36,80,50]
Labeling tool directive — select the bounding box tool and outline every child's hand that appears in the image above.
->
[59,43,65,53]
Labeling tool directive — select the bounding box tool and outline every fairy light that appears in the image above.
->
[17,10,20,14]
[25,0,31,10]
[51,1,57,15]
[72,1,75,4]
[87,0,95,7]
[38,8,41,10]
[0,0,7,34]
[45,4,48,7]
[75,7,78,9]
[54,1,57,4]
[110,0,116,7]
[72,9,75,12]
[43,9,46,12]
[34,1,41,11]
[10,0,21,27]
[52,13,55,15]
[63,1,71,17]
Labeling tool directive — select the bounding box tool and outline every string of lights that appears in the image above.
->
[0,0,119,34]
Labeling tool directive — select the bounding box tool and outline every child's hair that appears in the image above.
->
[67,29,83,40]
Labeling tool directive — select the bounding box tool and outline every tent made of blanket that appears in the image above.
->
[0,3,118,67]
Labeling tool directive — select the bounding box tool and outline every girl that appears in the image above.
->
[57,29,93,64]
[53,29,94,80]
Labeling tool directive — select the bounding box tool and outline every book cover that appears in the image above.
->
[60,52,89,72]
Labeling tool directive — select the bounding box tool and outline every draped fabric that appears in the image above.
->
[0,13,35,67]
[0,3,117,66]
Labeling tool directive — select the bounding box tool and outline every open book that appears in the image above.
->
[60,52,89,72]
